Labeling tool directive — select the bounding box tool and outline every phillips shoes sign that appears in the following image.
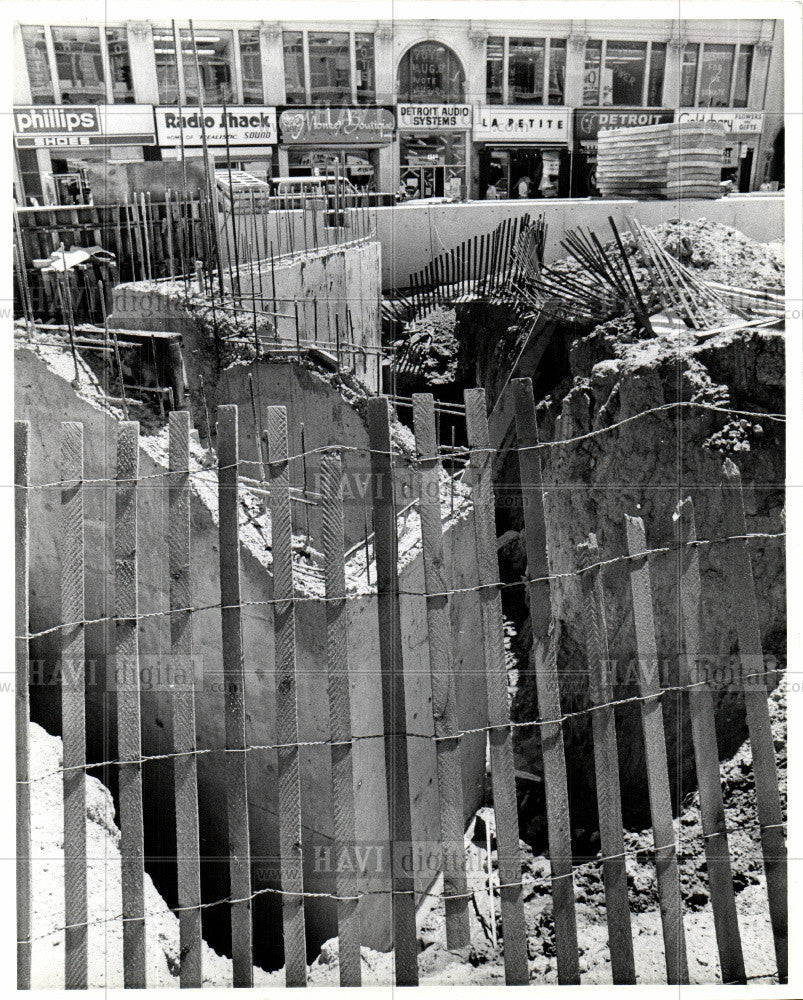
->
[13,105,157,147]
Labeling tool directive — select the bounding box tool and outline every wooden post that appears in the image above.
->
[675,497,745,984]
[411,394,470,951]
[464,388,529,985]
[320,451,362,986]
[15,421,31,990]
[169,412,203,987]
[61,422,88,988]
[577,534,635,984]
[625,514,688,984]
[216,405,254,987]
[264,406,307,987]
[367,396,419,986]
[720,460,787,982]
[115,421,146,988]
[511,379,580,984]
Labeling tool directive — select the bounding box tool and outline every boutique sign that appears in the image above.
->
[473,107,570,142]
[278,106,395,145]
[397,104,471,130]
[155,107,278,146]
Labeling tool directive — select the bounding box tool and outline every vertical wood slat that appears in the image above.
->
[411,394,471,951]
[320,452,362,986]
[720,460,787,982]
[367,396,419,986]
[216,405,254,987]
[577,534,636,984]
[511,379,580,984]
[463,388,529,986]
[15,421,31,990]
[168,411,203,987]
[675,498,745,984]
[264,406,307,987]
[625,514,689,984]
[115,421,147,988]
[61,422,88,988]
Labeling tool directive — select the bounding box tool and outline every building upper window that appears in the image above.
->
[179,29,234,105]
[21,26,54,104]
[283,31,306,104]
[154,29,180,104]
[583,39,666,106]
[52,26,105,103]
[355,33,375,104]
[678,42,753,107]
[239,30,263,104]
[308,31,350,103]
[397,41,465,102]
[485,37,566,105]
[106,27,134,104]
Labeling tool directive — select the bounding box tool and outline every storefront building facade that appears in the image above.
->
[13,17,784,205]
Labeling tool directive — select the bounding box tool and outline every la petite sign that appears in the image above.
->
[473,107,570,142]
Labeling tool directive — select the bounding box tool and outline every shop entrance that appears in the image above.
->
[478,147,570,199]
[399,133,466,199]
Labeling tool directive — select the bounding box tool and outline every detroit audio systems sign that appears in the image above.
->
[473,107,570,143]
[397,104,471,130]
[13,105,157,147]
[155,107,278,146]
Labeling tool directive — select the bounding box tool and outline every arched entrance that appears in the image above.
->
[396,42,468,199]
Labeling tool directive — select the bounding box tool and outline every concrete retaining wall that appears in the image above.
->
[370,193,785,289]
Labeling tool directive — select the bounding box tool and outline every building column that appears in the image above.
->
[261,23,285,104]
[375,24,394,104]
[564,33,588,109]
[663,38,684,108]
[127,21,159,104]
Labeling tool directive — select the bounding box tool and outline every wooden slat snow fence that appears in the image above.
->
[14,382,786,987]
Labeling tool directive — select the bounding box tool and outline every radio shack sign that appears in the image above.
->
[574,108,674,142]
[278,106,395,145]
[13,105,156,148]
[397,104,471,130]
[473,107,570,143]
[155,107,277,146]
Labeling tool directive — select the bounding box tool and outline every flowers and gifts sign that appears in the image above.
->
[278,106,395,145]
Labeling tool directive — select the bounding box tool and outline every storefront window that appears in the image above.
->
[180,29,234,105]
[508,38,544,104]
[582,40,602,105]
[548,39,566,104]
[486,37,504,104]
[288,148,377,190]
[732,44,753,108]
[399,133,465,199]
[603,40,647,106]
[309,32,350,104]
[52,26,105,103]
[698,43,734,107]
[154,29,180,104]
[680,43,699,107]
[283,31,306,104]
[21,26,54,104]
[397,42,465,102]
[106,28,134,104]
[648,42,666,106]
[239,30,263,104]
[355,33,375,104]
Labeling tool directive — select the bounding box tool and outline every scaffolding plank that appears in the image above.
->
[320,451,362,986]
[216,404,254,987]
[577,534,636,984]
[464,387,529,985]
[511,379,580,984]
[61,422,88,988]
[168,411,203,987]
[720,460,787,982]
[367,396,419,986]
[265,406,307,987]
[15,421,31,991]
[115,421,146,988]
[625,514,689,984]
[412,393,471,951]
[675,498,745,983]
